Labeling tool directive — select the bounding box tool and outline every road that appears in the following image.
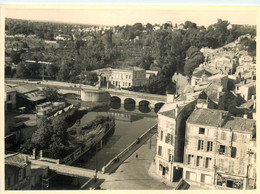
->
[100,134,174,190]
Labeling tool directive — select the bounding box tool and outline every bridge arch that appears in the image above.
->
[138,100,150,107]
[111,96,121,103]
[124,98,136,111]
[63,93,80,100]
[154,102,165,113]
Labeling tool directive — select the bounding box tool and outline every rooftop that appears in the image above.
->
[5,153,30,168]
[187,108,255,132]
[5,84,16,93]
[187,108,229,127]
[13,84,39,94]
[192,69,213,78]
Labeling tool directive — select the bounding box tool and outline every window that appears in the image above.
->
[199,127,205,134]
[219,159,224,170]
[205,157,212,168]
[231,147,237,158]
[221,132,226,140]
[158,146,162,156]
[129,83,131,86]
[232,133,237,142]
[7,95,11,101]
[126,75,128,79]
[188,154,194,165]
[198,140,204,151]
[207,141,213,152]
[165,133,173,145]
[219,145,226,154]
[129,75,131,79]
[196,156,203,166]
[160,131,163,141]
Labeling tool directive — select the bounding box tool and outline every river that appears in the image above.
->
[71,101,159,171]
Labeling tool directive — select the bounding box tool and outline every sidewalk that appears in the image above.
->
[100,134,174,190]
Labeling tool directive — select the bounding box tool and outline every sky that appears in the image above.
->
[4,6,258,26]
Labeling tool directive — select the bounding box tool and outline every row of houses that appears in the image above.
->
[154,90,256,189]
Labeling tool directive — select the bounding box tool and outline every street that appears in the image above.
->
[100,134,174,190]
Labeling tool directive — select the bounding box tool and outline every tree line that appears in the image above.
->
[6,18,256,94]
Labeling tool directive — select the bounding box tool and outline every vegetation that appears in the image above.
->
[19,116,71,159]
[5,18,256,94]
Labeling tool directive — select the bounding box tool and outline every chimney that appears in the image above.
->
[217,92,221,99]
[32,148,36,159]
[175,104,179,117]
[40,150,43,159]
[24,155,29,163]
[243,114,248,119]
[219,112,224,120]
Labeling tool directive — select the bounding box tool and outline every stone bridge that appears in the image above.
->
[106,89,166,109]
[57,88,167,109]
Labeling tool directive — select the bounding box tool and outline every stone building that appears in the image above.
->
[235,81,256,101]
[109,67,146,88]
[5,84,17,110]
[154,92,201,182]
[183,108,256,189]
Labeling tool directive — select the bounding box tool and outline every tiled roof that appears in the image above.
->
[193,69,213,78]
[5,153,30,168]
[13,84,39,94]
[187,108,256,132]
[160,109,177,119]
[223,117,255,133]
[240,99,255,109]
[5,85,16,93]
[187,108,229,127]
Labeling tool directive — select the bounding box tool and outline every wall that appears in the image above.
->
[81,89,110,105]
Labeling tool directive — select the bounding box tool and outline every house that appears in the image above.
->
[146,70,159,79]
[12,84,46,110]
[154,92,201,182]
[110,67,146,88]
[235,81,256,101]
[5,153,49,190]
[5,153,32,190]
[91,67,146,89]
[5,84,17,110]
[183,108,256,189]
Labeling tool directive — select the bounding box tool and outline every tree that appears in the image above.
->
[46,63,59,79]
[41,87,59,102]
[16,62,29,78]
[184,46,205,77]
[83,72,98,86]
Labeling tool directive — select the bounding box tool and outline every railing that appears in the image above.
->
[102,124,157,173]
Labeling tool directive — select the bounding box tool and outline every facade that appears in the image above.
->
[5,154,32,190]
[5,85,17,110]
[154,93,200,182]
[91,67,146,89]
[235,81,256,101]
[5,153,49,190]
[183,108,256,189]
[110,67,146,88]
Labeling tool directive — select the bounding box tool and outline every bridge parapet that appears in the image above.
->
[106,89,167,101]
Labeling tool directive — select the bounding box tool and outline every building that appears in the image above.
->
[109,67,146,88]
[91,67,146,89]
[235,81,256,101]
[5,153,49,190]
[5,84,17,110]
[154,92,201,182]
[183,108,256,190]
[5,153,32,190]
[12,84,46,110]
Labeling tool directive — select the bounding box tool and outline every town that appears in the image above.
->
[4,15,256,190]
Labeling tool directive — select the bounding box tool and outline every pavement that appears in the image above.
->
[99,134,176,190]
